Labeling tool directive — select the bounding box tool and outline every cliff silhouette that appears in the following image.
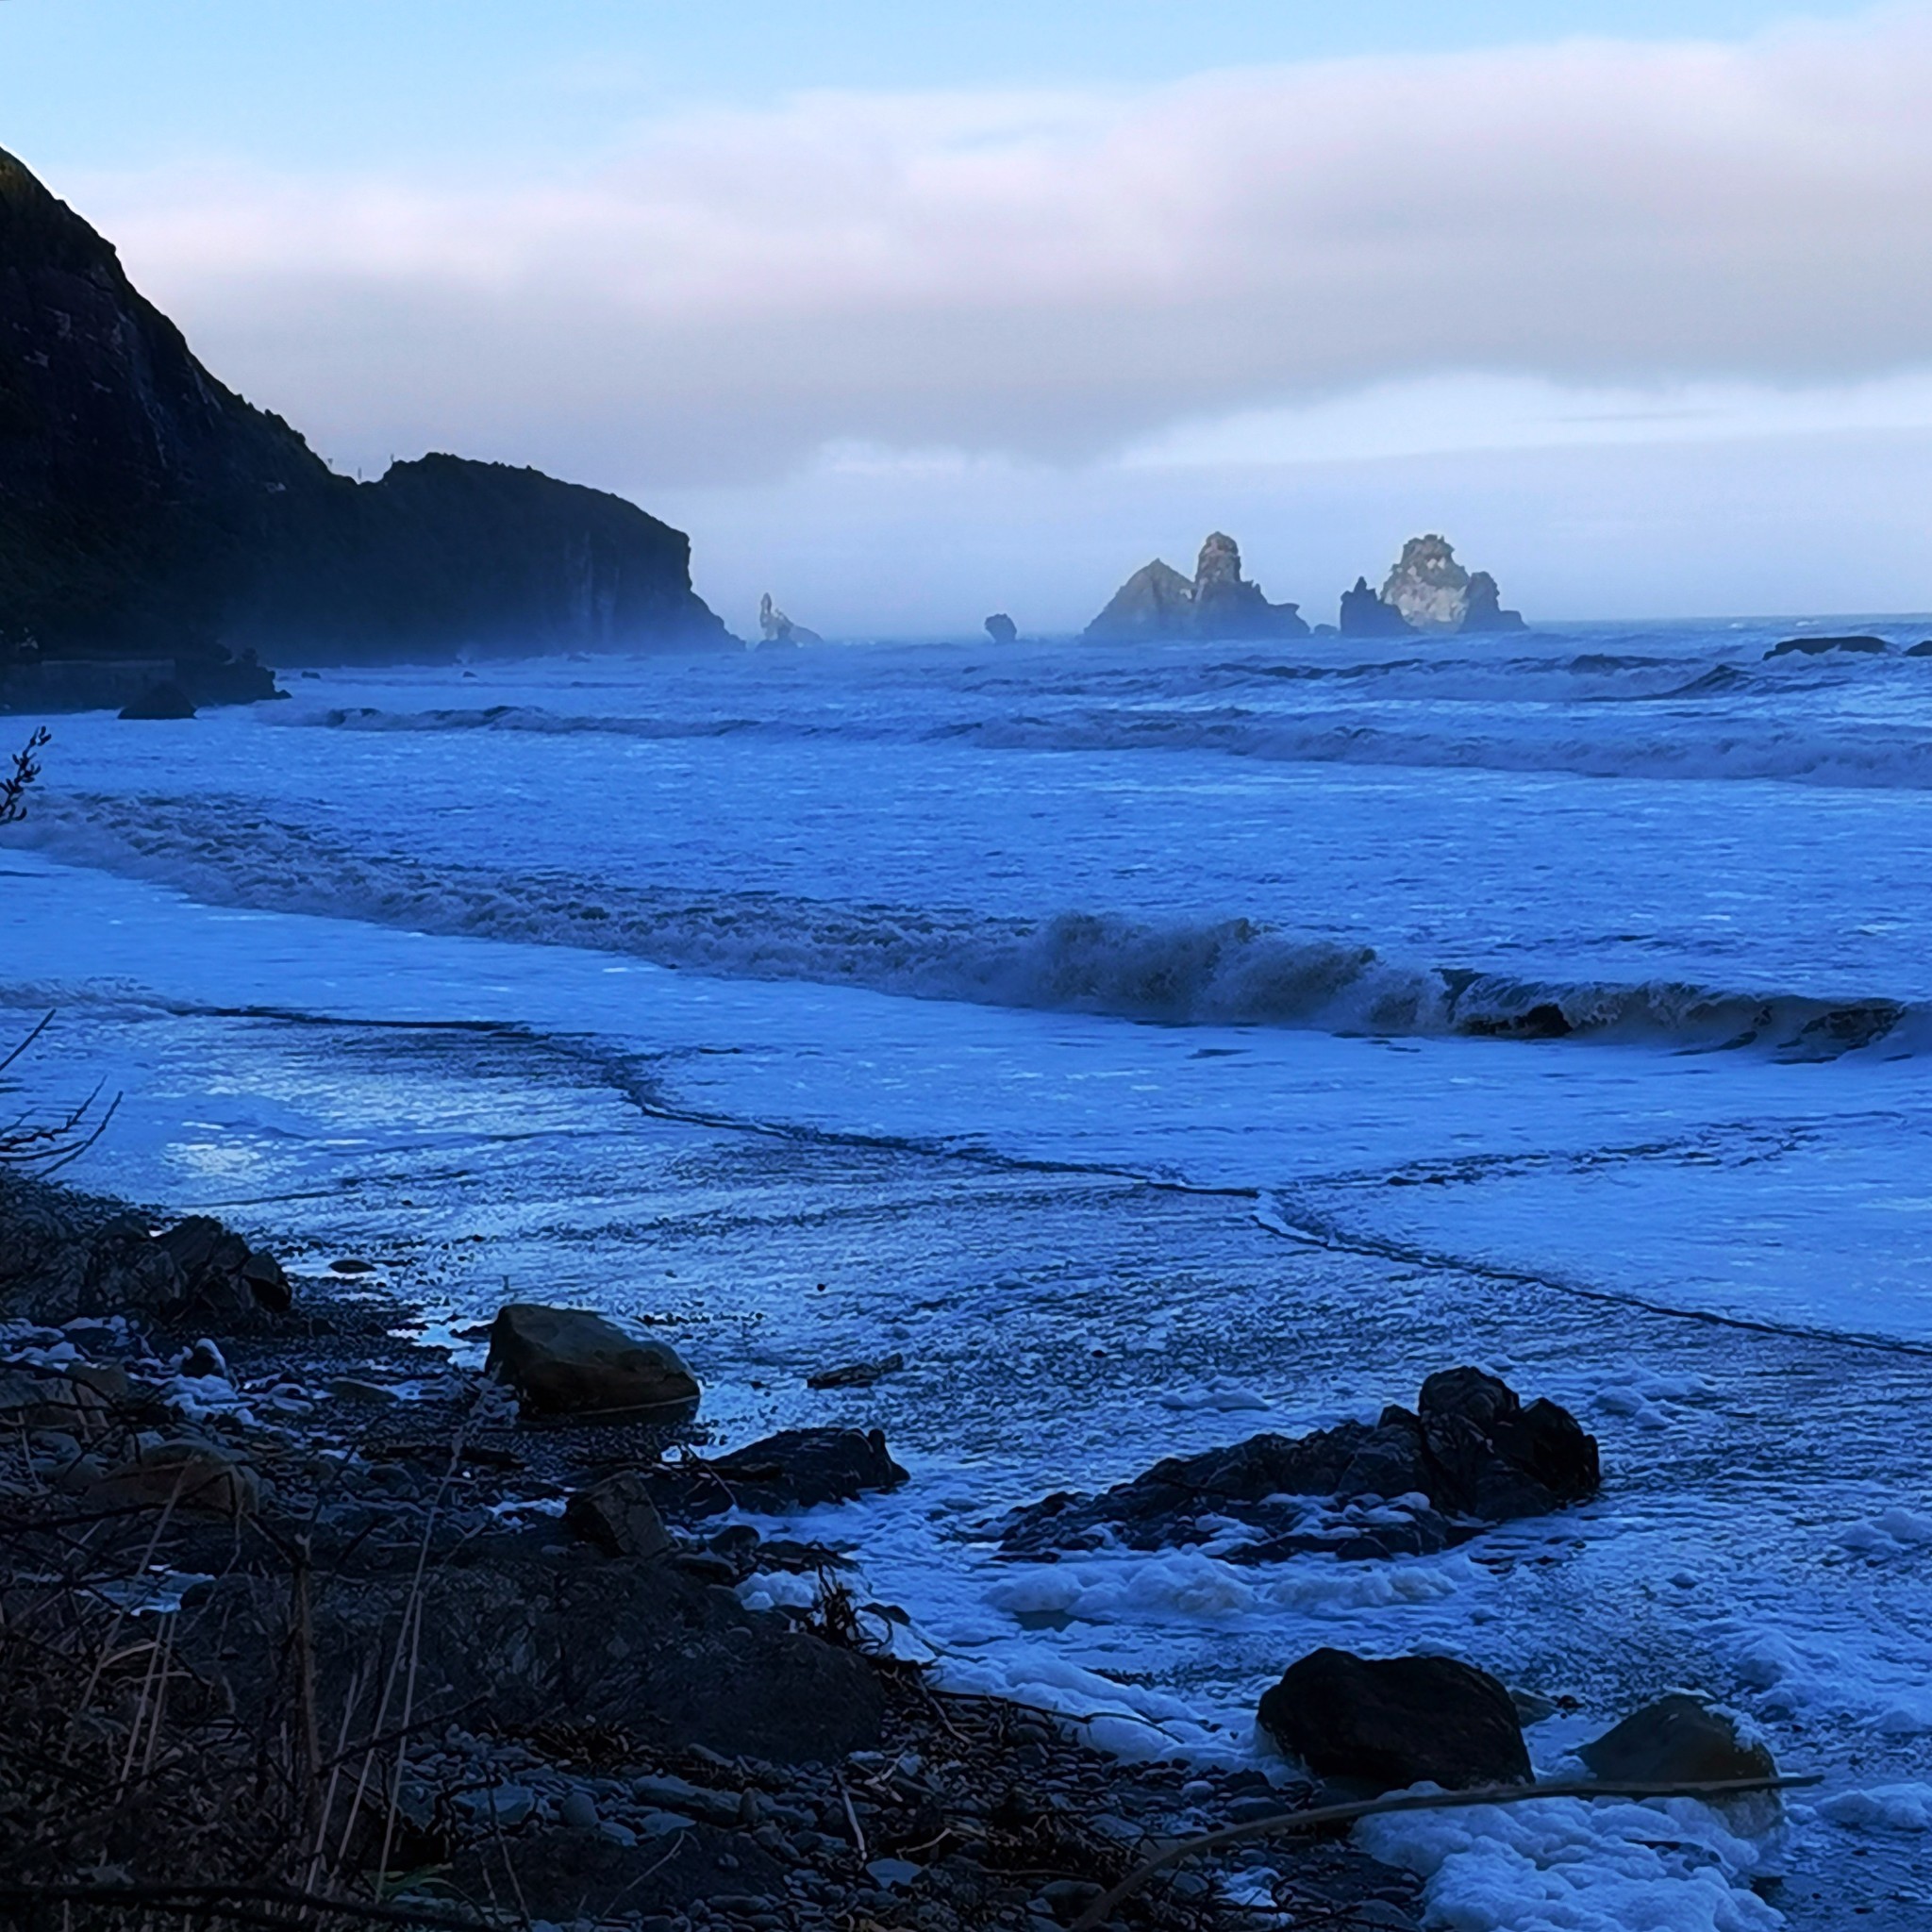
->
[0,146,727,668]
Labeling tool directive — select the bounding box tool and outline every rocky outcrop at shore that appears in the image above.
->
[1085,534,1309,642]
[1380,536,1526,634]
[0,1177,1434,1931]
[984,611,1018,645]
[999,1368,1599,1563]
[0,144,727,668]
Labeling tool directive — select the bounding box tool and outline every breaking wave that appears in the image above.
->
[262,690,1932,791]
[14,798,1924,1060]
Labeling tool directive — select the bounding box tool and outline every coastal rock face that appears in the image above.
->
[1085,533,1308,641]
[984,611,1018,645]
[1380,535,1526,634]
[1338,575,1415,637]
[485,1304,700,1416]
[999,1368,1598,1562]
[0,145,727,669]
[1258,1649,1532,1793]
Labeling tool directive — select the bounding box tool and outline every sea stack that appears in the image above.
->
[1338,575,1415,637]
[984,612,1018,645]
[1380,536,1526,634]
[758,593,822,648]
[1085,533,1308,641]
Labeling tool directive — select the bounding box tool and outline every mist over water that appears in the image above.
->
[10,618,1932,1926]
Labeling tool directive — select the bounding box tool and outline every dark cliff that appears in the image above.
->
[0,146,727,665]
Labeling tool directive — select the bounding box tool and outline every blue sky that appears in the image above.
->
[5,2,1932,629]
[1,3,1879,170]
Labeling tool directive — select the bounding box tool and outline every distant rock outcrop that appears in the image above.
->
[984,612,1018,645]
[1766,634,1890,658]
[1338,575,1415,638]
[0,143,728,672]
[757,593,822,648]
[1381,536,1525,634]
[1085,533,1308,641]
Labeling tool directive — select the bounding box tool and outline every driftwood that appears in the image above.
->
[1073,1772,1823,1929]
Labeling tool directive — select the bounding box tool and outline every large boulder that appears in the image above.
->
[984,611,1019,645]
[645,1426,908,1519]
[1381,536,1525,635]
[486,1304,699,1416]
[1578,1694,1774,1787]
[155,1217,292,1322]
[1258,1649,1532,1793]
[1000,1368,1597,1563]
[1414,1367,1599,1520]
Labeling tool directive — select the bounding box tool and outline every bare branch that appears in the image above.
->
[0,724,51,826]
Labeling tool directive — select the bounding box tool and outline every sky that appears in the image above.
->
[5,1,1932,632]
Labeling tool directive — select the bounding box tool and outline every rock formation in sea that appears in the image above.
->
[1380,535,1526,634]
[0,144,728,676]
[756,593,822,648]
[1084,532,1308,641]
[1338,575,1416,637]
[983,612,1018,645]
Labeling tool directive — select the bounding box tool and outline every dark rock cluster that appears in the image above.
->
[1085,534,1308,641]
[999,1367,1599,1562]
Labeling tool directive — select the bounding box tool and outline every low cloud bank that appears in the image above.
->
[59,9,1932,493]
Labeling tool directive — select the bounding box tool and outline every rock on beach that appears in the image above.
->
[485,1302,700,1416]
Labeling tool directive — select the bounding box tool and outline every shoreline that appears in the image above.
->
[0,1169,1428,1932]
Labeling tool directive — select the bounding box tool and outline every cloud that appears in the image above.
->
[60,7,1932,491]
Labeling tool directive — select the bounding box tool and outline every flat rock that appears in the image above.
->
[645,1426,908,1518]
[486,1303,699,1416]
[1258,1648,1532,1793]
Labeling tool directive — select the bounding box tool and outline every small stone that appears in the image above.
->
[866,1857,923,1890]
[557,1788,598,1829]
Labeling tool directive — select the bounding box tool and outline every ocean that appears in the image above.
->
[8,620,1932,1927]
